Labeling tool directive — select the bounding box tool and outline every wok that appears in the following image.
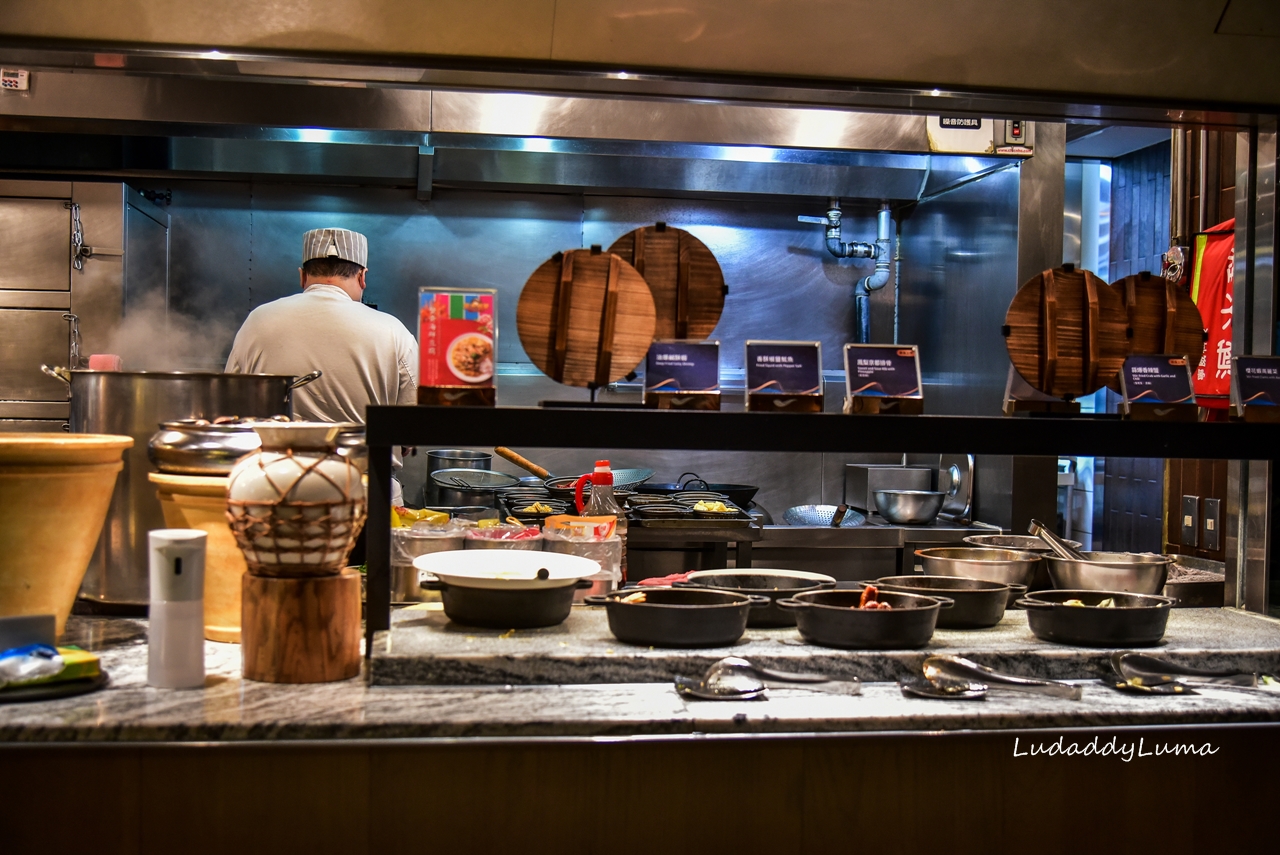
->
[494,446,654,491]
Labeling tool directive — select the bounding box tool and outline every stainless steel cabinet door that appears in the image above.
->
[0,198,71,291]
[0,309,71,400]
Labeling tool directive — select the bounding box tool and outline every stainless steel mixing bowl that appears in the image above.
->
[1044,552,1172,595]
[873,490,945,525]
[915,547,1044,590]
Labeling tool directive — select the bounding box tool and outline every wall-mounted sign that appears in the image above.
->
[844,344,923,399]
[1120,355,1195,405]
[645,340,720,409]
[745,340,822,412]
[418,288,496,406]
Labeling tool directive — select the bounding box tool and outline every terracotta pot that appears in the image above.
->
[0,433,133,636]
[150,472,247,643]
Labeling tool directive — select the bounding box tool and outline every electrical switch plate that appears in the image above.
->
[1181,495,1200,548]
[1203,498,1221,552]
[1,68,29,91]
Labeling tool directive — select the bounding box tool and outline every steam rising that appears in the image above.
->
[101,291,240,372]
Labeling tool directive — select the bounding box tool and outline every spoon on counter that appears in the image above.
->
[674,657,861,701]
[1111,652,1280,695]
[923,655,1083,700]
[898,675,987,701]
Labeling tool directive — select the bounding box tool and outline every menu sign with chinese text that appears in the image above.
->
[1234,356,1280,407]
[744,341,822,396]
[645,341,719,394]
[1120,355,1195,405]
[843,344,923,399]
[418,289,496,389]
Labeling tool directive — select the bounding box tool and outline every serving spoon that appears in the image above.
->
[674,657,861,700]
[924,655,1083,700]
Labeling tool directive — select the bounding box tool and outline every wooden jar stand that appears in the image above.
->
[241,570,361,683]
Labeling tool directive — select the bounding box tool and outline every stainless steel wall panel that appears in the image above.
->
[583,196,878,370]
[0,419,66,432]
[0,309,71,400]
[169,138,420,184]
[1016,123,1067,288]
[898,166,1021,416]
[431,92,930,152]
[0,197,71,291]
[0,402,69,419]
[0,291,70,309]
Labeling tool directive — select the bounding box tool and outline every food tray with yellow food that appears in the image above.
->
[629,499,756,529]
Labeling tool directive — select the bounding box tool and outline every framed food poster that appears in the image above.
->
[418,289,497,406]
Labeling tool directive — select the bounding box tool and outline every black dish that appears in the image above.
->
[0,670,110,704]
[422,578,591,629]
[584,587,769,648]
[875,575,1024,629]
[678,569,837,627]
[1016,589,1176,647]
[776,589,953,650]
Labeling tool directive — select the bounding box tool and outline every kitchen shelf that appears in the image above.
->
[364,405,1280,649]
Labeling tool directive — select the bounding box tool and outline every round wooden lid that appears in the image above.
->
[607,224,726,340]
[1106,270,1208,392]
[1004,266,1129,399]
[516,248,657,388]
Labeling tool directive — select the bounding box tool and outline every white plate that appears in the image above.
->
[412,549,599,590]
[446,333,494,383]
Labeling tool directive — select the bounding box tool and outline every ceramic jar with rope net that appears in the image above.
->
[225,422,366,577]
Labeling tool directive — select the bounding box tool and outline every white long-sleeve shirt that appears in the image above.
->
[225,284,418,423]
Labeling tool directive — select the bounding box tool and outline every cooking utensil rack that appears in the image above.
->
[365,406,1280,654]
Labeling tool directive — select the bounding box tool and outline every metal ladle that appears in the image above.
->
[674,657,862,700]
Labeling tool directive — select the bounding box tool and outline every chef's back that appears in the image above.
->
[224,227,418,424]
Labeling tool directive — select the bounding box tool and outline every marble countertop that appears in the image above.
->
[371,603,1280,686]
[2,615,1280,743]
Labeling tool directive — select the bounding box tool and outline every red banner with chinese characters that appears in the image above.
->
[1190,219,1234,407]
[418,290,495,388]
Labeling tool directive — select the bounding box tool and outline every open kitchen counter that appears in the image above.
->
[4,614,1280,743]
[371,603,1280,686]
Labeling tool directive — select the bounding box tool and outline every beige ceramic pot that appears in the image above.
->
[150,472,247,643]
[0,433,133,636]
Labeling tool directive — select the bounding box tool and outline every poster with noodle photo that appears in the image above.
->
[418,289,496,388]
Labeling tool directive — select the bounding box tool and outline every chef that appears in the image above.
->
[225,227,417,504]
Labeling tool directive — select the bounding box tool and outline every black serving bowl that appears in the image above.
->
[679,569,837,627]
[777,588,953,650]
[874,575,1024,629]
[1016,589,1176,647]
[583,587,768,648]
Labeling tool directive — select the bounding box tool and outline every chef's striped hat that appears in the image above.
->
[302,228,368,268]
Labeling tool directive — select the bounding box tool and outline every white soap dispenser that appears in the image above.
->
[147,529,207,689]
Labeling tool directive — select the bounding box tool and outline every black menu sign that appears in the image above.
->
[645,341,720,394]
[1235,355,1280,407]
[745,341,822,396]
[843,344,923,399]
[1120,355,1195,405]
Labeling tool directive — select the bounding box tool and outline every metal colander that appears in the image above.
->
[783,504,867,527]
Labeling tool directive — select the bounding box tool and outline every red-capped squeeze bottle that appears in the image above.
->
[583,460,627,582]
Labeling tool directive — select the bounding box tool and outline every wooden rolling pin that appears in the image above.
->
[494,446,551,479]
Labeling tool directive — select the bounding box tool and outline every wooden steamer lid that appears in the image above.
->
[1003,265,1129,399]
[516,247,657,388]
[1106,270,1208,392]
[608,223,726,340]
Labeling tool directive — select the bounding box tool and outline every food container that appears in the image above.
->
[915,547,1043,599]
[390,526,466,602]
[776,588,954,650]
[413,550,599,628]
[679,569,837,627]
[1044,552,1172,595]
[463,525,543,551]
[874,575,1023,629]
[1017,589,1176,647]
[585,587,769,647]
[543,533,622,600]
[873,490,945,525]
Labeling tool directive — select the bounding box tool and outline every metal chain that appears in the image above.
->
[66,202,84,271]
